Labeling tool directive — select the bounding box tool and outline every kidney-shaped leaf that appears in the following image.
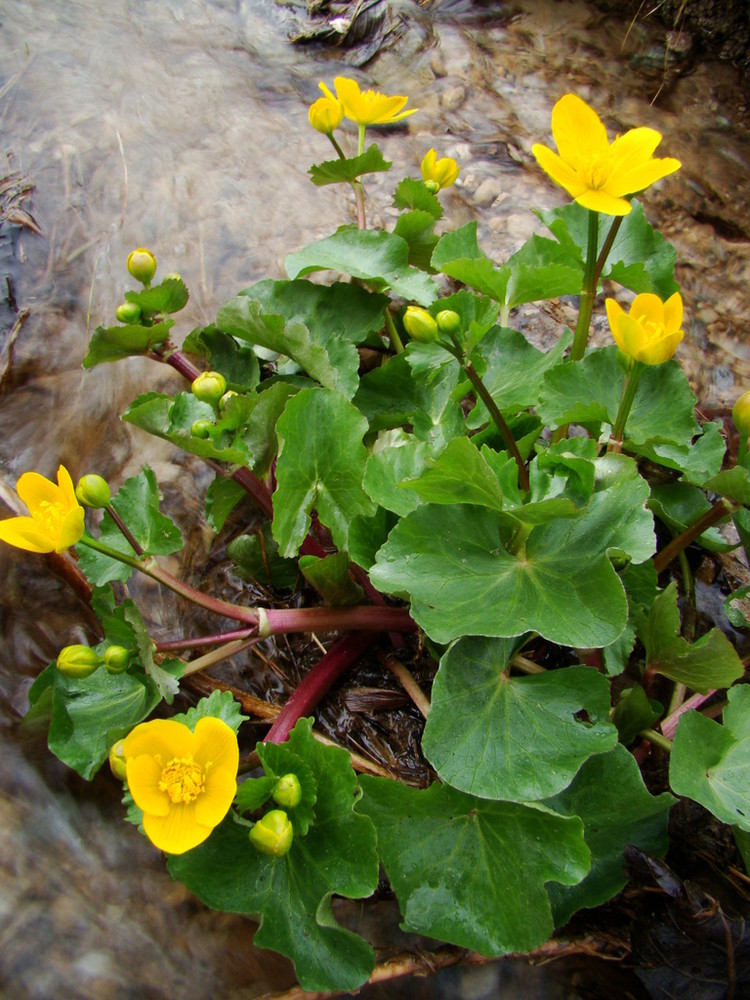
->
[358,776,589,955]
[422,637,618,801]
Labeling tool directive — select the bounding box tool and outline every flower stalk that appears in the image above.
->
[653,497,737,574]
[570,209,599,361]
[608,359,644,453]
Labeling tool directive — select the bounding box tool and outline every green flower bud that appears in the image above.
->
[424,179,440,194]
[219,389,238,411]
[436,309,461,334]
[115,301,142,325]
[272,773,302,809]
[403,305,438,344]
[162,272,182,282]
[75,474,111,508]
[56,644,102,679]
[126,247,157,285]
[248,809,294,857]
[109,739,127,781]
[103,645,130,674]
[732,389,750,437]
[190,419,213,439]
[192,371,227,406]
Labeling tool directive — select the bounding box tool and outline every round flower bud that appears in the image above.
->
[75,474,111,509]
[103,645,130,674]
[190,419,213,439]
[115,301,142,325]
[109,739,127,781]
[248,809,294,857]
[56,644,102,679]
[308,95,344,135]
[272,773,302,810]
[126,247,157,285]
[403,305,438,344]
[424,179,440,194]
[162,272,182,282]
[192,371,227,406]
[732,389,750,437]
[436,309,461,334]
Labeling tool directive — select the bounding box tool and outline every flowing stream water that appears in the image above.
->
[1,1,749,997]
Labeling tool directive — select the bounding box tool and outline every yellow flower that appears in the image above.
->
[605,291,684,365]
[319,77,417,126]
[532,94,681,216]
[308,94,344,134]
[421,149,459,190]
[123,717,239,855]
[0,465,85,554]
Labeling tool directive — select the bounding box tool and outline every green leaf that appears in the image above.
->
[183,325,260,391]
[393,177,443,221]
[649,482,737,552]
[701,465,750,506]
[428,288,498,355]
[358,776,590,955]
[76,466,183,586]
[545,745,674,925]
[643,582,744,692]
[242,381,300,476]
[121,601,181,702]
[25,661,160,780]
[363,435,426,516]
[400,436,505,511]
[611,684,663,745]
[538,346,699,451]
[235,776,276,813]
[256,742,318,837]
[285,228,438,306]
[467,327,572,425]
[172,690,247,734]
[218,295,360,399]
[539,200,678,298]
[168,719,378,992]
[122,392,254,467]
[371,472,652,647]
[393,209,439,270]
[299,552,365,606]
[725,585,750,629]
[205,476,248,533]
[242,279,388,349]
[228,524,299,590]
[431,222,510,301]
[125,276,189,314]
[423,637,618,800]
[309,143,391,186]
[347,506,398,572]
[273,388,375,557]
[670,685,750,831]
[82,320,173,367]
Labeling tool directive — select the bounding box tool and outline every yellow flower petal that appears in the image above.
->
[575,189,632,215]
[123,718,196,761]
[193,716,240,771]
[57,506,86,552]
[127,755,171,816]
[0,515,56,553]
[332,76,415,126]
[607,157,681,198]
[16,471,63,511]
[663,291,683,333]
[551,94,608,173]
[56,465,79,509]
[531,144,588,198]
[638,329,684,366]
[609,128,663,174]
[630,293,665,327]
[195,769,238,827]
[143,804,211,855]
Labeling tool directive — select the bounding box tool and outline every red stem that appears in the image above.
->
[264,631,377,743]
[264,604,416,636]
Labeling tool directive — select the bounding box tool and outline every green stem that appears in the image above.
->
[653,498,737,574]
[570,210,599,361]
[383,308,404,354]
[105,505,144,556]
[639,728,672,753]
[328,131,366,229]
[609,361,644,453]
[462,357,529,492]
[739,433,748,467]
[593,215,623,288]
[181,638,259,677]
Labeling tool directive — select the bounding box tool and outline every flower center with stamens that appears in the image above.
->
[584,151,613,190]
[35,499,67,536]
[635,316,663,344]
[159,755,206,804]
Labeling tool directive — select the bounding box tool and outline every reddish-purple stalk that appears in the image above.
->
[661,689,717,740]
[264,631,377,743]
[155,627,256,652]
[653,498,736,574]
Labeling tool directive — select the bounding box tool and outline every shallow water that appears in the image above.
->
[1,0,749,996]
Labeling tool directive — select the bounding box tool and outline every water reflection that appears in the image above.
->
[1,0,748,996]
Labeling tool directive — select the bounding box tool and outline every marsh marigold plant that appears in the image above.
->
[421,148,460,190]
[123,717,239,854]
[0,465,85,554]
[532,93,681,215]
